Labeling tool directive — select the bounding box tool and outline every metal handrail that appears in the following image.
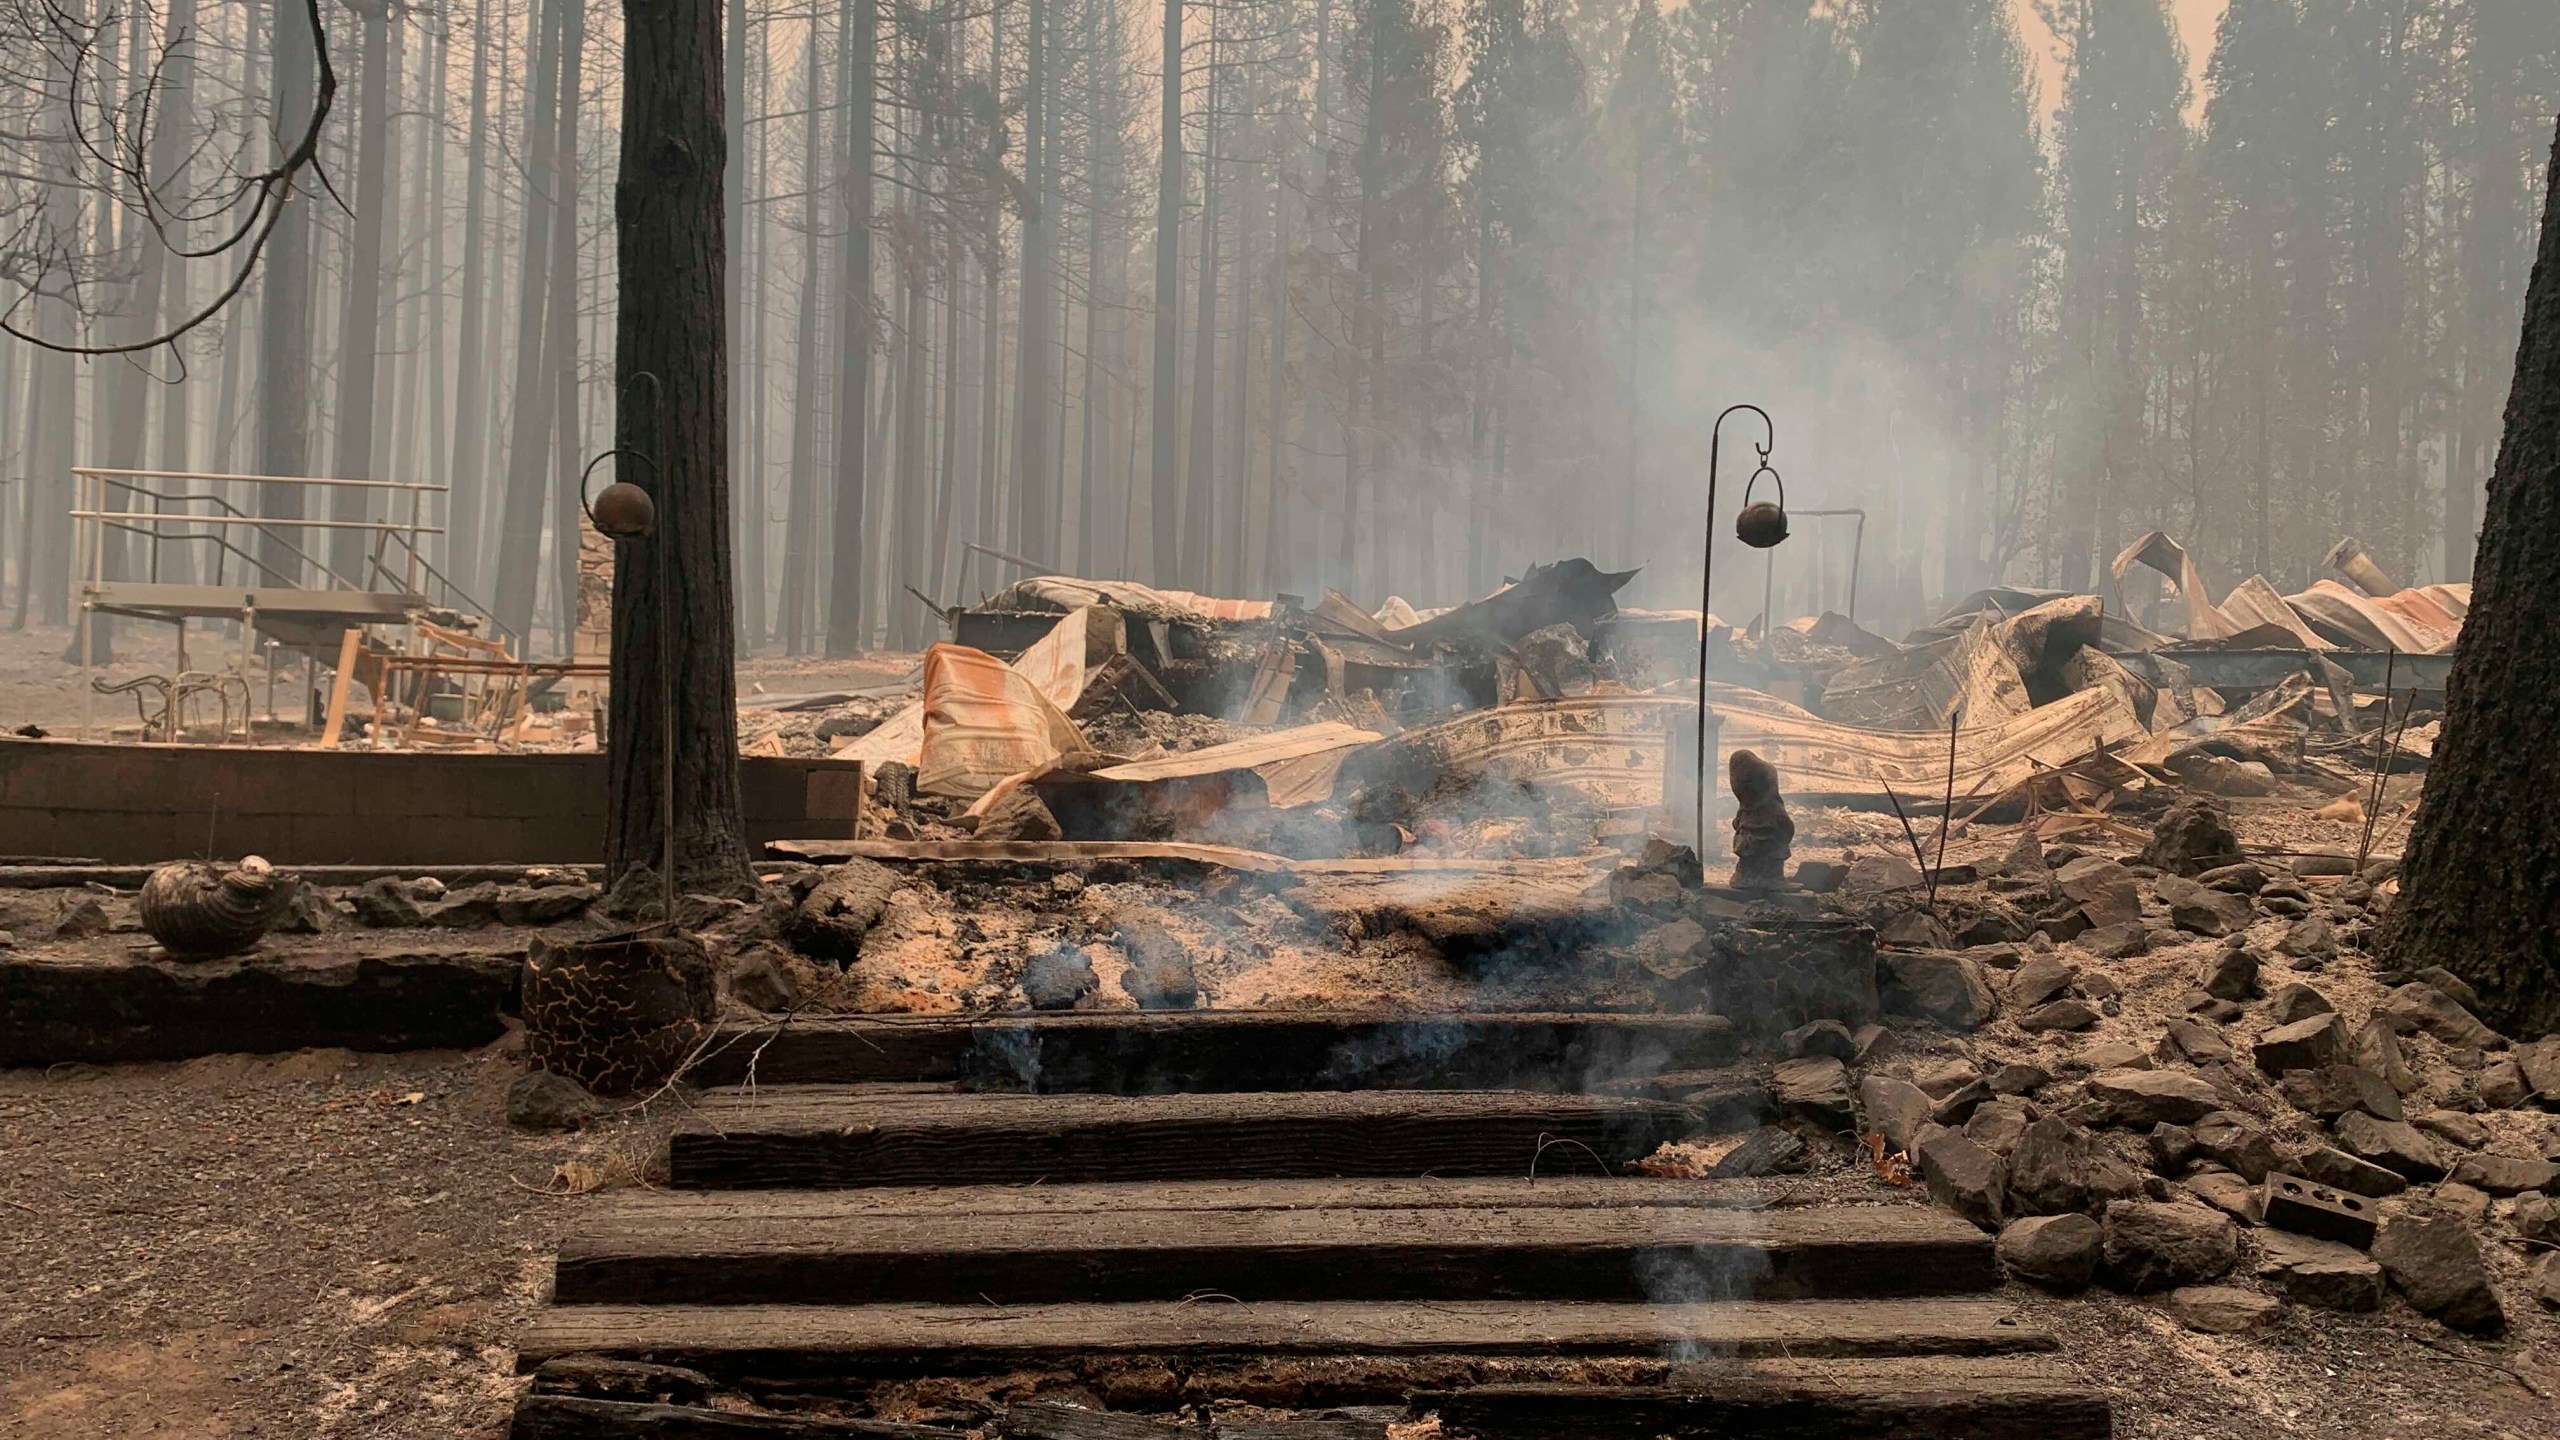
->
[85,476,376,594]
[73,465,442,492]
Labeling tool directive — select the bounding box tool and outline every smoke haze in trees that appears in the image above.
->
[0,0,2550,652]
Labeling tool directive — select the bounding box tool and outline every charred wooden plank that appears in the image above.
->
[1427,1356,2111,1440]
[665,1088,1699,1189]
[689,1012,1741,1091]
[0,948,522,1065]
[996,1403,1183,1440]
[554,1192,1996,1305]
[514,1299,2058,1384]
[508,1395,959,1439]
[539,1175,1772,1217]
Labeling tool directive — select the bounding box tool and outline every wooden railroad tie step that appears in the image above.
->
[514,1298,2060,1386]
[688,1011,1743,1092]
[667,1088,1703,1189]
[1427,1356,2113,1440]
[555,1186,1998,1306]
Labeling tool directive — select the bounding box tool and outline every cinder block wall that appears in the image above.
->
[0,739,861,864]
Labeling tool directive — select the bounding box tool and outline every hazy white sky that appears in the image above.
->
[2013,0,2228,120]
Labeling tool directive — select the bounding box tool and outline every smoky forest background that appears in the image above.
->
[0,0,2556,660]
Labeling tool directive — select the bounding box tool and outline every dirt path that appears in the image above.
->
[0,1039,619,1440]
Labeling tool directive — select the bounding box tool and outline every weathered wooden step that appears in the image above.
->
[555,1188,1996,1305]
[1429,1356,2111,1440]
[509,1394,959,1438]
[667,1088,1699,1188]
[689,1012,1741,1092]
[515,1298,2059,1386]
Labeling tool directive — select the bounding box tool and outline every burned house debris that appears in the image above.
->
[6,542,2555,1440]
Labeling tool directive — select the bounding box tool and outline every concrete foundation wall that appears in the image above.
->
[0,738,861,864]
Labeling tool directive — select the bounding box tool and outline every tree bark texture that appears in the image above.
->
[1148,0,1183,582]
[607,0,754,895]
[2388,117,2560,1040]
[825,0,876,656]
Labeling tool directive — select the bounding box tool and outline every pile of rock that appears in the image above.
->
[1839,803,2560,1336]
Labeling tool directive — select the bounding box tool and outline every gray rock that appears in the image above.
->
[2478,1060,2530,1109]
[2078,1040,2153,1073]
[2191,1112,2285,1183]
[2280,1065,2402,1122]
[2008,955,2079,1011]
[2077,921,2150,959]
[2411,1110,2491,1151]
[2372,1213,2505,1334]
[1771,1055,1856,1132]
[2139,798,2242,877]
[2276,916,2338,964]
[2267,983,2335,1027]
[2295,1145,2408,1198]
[507,1070,598,1132]
[1964,1098,2034,1156]
[2352,1018,2422,1094]
[2159,1019,2234,1066]
[2158,876,2254,938]
[1021,944,1100,1010]
[495,884,603,926]
[1918,1130,2009,1231]
[2380,983,2501,1051]
[2102,1200,2240,1293]
[1794,859,1848,893]
[2009,1115,2146,1216]
[2534,1252,2560,1311]
[2334,1112,2448,1182]
[2198,947,2263,1002]
[1859,1073,1934,1152]
[1782,1018,1857,1061]
[2199,863,2266,895]
[1929,1077,1997,1127]
[2087,1068,2224,1127]
[1850,1022,1893,1063]
[2256,1230,2384,1312]
[2512,1035,2560,1100]
[1911,1058,1982,1097]
[2446,1153,2560,1196]
[1844,852,1923,894]
[1998,1213,2101,1290]
[2056,856,2143,929]
[2018,998,2102,1032]
[2253,1014,2348,1076]
[2183,1170,2262,1225]
[351,876,429,928]
[2430,1181,2494,1225]
[1708,1126,1810,1178]
[2411,966,2483,1013]
[1987,1062,2050,1095]
[2511,1192,2559,1246]
[2148,1123,2197,1174]
[2166,1284,2281,1333]
[1879,951,1998,1030]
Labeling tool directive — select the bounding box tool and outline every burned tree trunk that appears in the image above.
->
[2388,118,2560,1039]
[607,0,755,898]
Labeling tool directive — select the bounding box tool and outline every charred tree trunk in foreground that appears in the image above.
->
[607,0,754,897]
[2388,118,2560,1039]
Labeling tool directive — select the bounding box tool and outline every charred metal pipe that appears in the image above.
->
[2324,536,2397,598]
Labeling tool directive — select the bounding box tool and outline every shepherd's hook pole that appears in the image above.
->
[1699,404,1773,855]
